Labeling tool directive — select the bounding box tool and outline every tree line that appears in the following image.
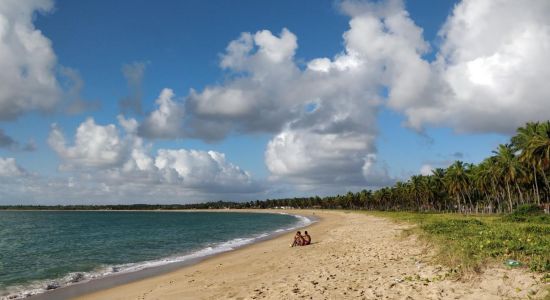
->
[2,122,549,214]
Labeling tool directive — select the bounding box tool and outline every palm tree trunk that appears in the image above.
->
[505,181,513,212]
[515,182,524,204]
[533,163,541,205]
[540,169,550,201]
[467,192,473,213]
[460,192,468,214]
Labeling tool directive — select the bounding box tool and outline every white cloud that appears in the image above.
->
[263,1,424,188]
[48,118,130,169]
[178,28,302,140]
[45,117,261,201]
[388,0,550,134]
[154,149,254,191]
[117,114,139,134]
[138,88,185,139]
[266,128,379,187]
[253,28,297,63]
[0,157,26,177]
[191,87,258,118]
[0,0,60,120]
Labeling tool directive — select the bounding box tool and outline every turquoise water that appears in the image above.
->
[0,211,307,298]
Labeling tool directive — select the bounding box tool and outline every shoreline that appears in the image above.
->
[74,210,548,300]
[9,210,317,300]
[11,210,548,299]
[73,209,327,300]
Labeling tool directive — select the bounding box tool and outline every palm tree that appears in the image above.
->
[445,161,471,213]
[409,175,422,211]
[475,158,503,213]
[518,121,550,203]
[493,144,526,212]
[430,168,448,211]
[513,122,543,204]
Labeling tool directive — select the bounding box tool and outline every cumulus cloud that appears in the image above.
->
[266,128,374,185]
[48,118,130,169]
[138,88,185,139]
[0,0,61,120]
[0,0,97,121]
[119,61,147,114]
[261,1,425,188]
[153,149,255,191]
[388,0,550,134]
[0,157,26,177]
[179,28,302,140]
[47,117,261,197]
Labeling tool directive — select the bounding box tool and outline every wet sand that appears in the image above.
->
[75,210,548,299]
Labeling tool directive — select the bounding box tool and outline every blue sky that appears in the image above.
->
[2,0,547,204]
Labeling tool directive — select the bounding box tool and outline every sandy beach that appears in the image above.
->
[74,210,548,300]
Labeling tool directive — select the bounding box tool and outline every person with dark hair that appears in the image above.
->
[291,231,304,247]
[303,231,311,245]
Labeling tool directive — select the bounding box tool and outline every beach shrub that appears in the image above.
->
[369,211,550,273]
[503,204,549,223]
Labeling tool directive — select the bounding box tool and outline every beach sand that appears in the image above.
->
[76,210,548,300]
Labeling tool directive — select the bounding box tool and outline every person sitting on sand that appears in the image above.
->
[291,231,304,247]
[302,231,311,245]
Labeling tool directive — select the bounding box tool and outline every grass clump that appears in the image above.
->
[503,204,550,223]
[367,209,550,274]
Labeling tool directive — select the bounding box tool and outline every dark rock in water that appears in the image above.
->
[112,266,120,273]
[7,294,18,299]
[46,282,60,290]
[70,273,85,283]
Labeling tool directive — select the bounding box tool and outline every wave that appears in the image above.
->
[0,212,314,300]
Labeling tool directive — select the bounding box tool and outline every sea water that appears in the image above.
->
[0,211,310,299]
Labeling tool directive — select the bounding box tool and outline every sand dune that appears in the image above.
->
[76,210,548,299]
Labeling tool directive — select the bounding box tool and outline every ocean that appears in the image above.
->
[0,211,310,299]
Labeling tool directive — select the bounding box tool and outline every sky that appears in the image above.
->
[1,0,549,205]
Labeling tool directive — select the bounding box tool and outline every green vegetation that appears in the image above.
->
[504,204,550,223]
[369,205,550,275]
